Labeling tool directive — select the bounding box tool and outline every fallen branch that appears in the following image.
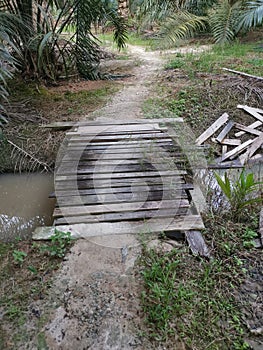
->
[222,68,263,81]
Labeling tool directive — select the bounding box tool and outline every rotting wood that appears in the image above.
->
[234,123,262,136]
[33,216,205,240]
[222,68,263,81]
[215,121,234,143]
[239,133,263,165]
[195,113,229,145]
[184,230,210,258]
[221,139,254,162]
[235,120,262,138]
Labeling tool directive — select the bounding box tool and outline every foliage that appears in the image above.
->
[135,0,263,44]
[214,170,262,219]
[41,229,72,258]
[0,0,128,81]
[12,250,27,264]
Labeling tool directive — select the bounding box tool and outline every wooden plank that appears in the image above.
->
[60,153,182,162]
[51,183,194,198]
[222,68,263,81]
[195,113,229,145]
[67,124,165,135]
[55,170,187,182]
[234,123,262,136]
[222,145,228,155]
[55,177,187,190]
[235,120,262,137]
[53,199,190,217]
[215,121,234,143]
[54,207,191,225]
[220,139,241,146]
[208,158,243,169]
[65,138,173,148]
[237,104,263,115]
[68,133,175,142]
[239,133,263,165]
[56,191,188,206]
[40,118,184,129]
[221,139,254,162]
[66,141,176,151]
[68,129,164,137]
[33,216,205,240]
[237,105,263,123]
[185,230,210,258]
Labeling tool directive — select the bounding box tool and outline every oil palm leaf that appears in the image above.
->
[239,0,263,29]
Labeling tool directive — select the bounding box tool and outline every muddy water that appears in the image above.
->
[0,173,55,242]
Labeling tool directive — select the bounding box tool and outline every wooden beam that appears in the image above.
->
[221,139,254,162]
[32,216,205,240]
[195,113,229,145]
[216,121,234,143]
[239,133,263,165]
[234,123,262,136]
[235,120,262,137]
[221,139,241,146]
[237,105,263,123]
[222,68,263,81]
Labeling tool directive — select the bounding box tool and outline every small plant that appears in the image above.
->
[12,250,27,264]
[41,229,72,258]
[242,228,258,249]
[214,170,262,220]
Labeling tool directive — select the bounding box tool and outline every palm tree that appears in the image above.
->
[0,0,127,80]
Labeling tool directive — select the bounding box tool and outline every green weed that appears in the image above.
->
[12,250,27,265]
[40,229,72,258]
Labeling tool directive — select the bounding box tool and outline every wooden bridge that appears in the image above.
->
[33,119,205,240]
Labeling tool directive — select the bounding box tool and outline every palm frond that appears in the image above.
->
[239,0,263,29]
[160,11,207,44]
[208,0,242,44]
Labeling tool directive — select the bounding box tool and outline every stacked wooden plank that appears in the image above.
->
[196,105,263,168]
[47,119,205,237]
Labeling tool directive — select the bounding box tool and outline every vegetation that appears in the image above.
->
[133,0,263,45]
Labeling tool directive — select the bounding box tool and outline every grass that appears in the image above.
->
[0,231,72,347]
[139,207,261,349]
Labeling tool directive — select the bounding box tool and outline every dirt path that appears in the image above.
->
[33,46,170,350]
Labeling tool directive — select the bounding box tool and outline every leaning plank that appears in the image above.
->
[222,68,263,81]
[235,120,262,137]
[234,123,262,136]
[185,230,210,258]
[236,105,263,123]
[195,113,229,145]
[33,216,205,240]
[221,139,254,162]
[216,121,234,143]
[239,133,263,165]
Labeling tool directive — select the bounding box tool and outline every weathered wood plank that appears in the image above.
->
[53,199,190,217]
[65,138,173,148]
[237,104,263,115]
[234,123,262,136]
[222,145,228,155]
[235,120,262,137]
[237,105,263,123]
[195,113,229,145]
[220,139,241,146]
[216,121,234,143]
[55,177,187,190]
[239,133,263,165]
[51,183,193,198]
[223,68,263,81]
[185,230,210,258]
[33,216,205,240]
[54,207,191,225]
[68,133,175,142]
[221,139,254,162]
[67,124,165,135]
[55,170,187,182]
